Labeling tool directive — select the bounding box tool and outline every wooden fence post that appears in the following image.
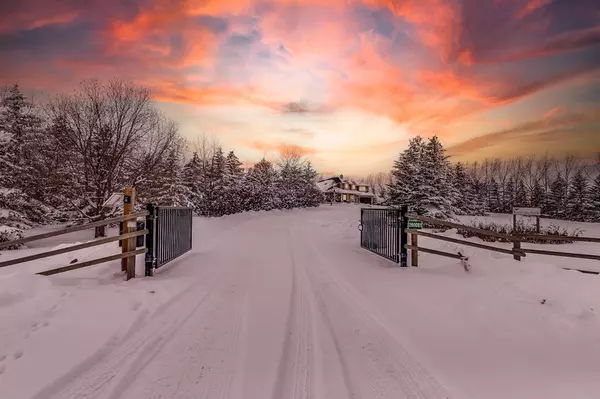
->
[122,187,136,279]
[513,238,521,261]
[411,233,418,267]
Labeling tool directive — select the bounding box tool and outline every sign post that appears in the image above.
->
[407,219,422,267]
[122,187,136,280]
[513,207,541,234]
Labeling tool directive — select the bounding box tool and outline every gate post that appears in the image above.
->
[122,187,136,280]
[145,203,156,276]
[399,205,408,267]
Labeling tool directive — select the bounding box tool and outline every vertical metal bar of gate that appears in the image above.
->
[146,206,194,274]
[360,207,401,263]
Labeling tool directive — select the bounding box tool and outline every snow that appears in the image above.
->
[0,205,599,399]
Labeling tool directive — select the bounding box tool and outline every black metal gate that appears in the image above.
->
[359,207,408,266]
[145,204,193,276]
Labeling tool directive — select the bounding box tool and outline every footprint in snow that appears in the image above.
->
[0,364,5,375]
[13,350,23,360]
[0,354,6,362]
[132,302,142,312]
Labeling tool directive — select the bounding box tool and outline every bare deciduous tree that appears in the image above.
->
[46,78,181,235]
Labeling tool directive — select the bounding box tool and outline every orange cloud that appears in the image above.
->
[516,0,552,19]
[27,12,79,30]
[543,107,562,119]
[250,141,316,157]
[448,107,600,157]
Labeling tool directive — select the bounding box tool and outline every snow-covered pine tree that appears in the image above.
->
[502,177,515,213]
[488,178,501,212]
[590,173,600,222]
[0,83,45,196]
[514,179,528,208]
[415,136,456,219]
[0,84,53,244]
[181,152,204,215]
[223,151,245,214]
[386,136,425,210]
[547,173,567,219]
[451,162,484,215]
[246,158,280,211]
[138,147,190,207]
[530,178,545,210]
[300,161,323,207]
[566,169,592,222]
[204,147,226,216]
[277,153,305,209]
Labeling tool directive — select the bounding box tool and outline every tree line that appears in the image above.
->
[0,79,322,244]
[384,135,600,222]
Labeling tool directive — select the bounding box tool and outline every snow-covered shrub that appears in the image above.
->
[455,220,583,244]
[0,225,24,249]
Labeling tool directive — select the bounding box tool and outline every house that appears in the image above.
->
[316,175,375,204]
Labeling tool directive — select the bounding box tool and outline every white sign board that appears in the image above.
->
[513,207,541,216]
[102,192,124,209]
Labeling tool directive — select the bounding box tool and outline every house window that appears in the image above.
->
[344,183,349,189]
[351,184,356,190]
[358,186,366,192]
[342,194,347,201]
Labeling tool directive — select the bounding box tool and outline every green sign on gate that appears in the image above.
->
[407,220,423,229]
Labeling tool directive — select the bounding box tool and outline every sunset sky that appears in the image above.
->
[1,0,599,175]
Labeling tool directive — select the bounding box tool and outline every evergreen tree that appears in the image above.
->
[246,158,279,211]
[222,151,245,214]
[0,83,44,195]
[530,179,545,210]
[514,179,528,208]
[590,173,600,222]
[277,153,305,209]
[300,161,323,207]
[566,169,592,221]
[415,136,456,218]
[386,136,425,210]
[502,178,515,213]
[451,162,483,215]
[488,178,501,212]
[138,148,190,207]
[181,152,204,215]
[547,173,567,219]
[204,147,226,216]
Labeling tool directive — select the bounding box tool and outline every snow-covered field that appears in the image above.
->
[1,205,600,399]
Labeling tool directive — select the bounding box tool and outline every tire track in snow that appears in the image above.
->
[293,220,453,399]
[29,249,240,399]
[270,228,316,399]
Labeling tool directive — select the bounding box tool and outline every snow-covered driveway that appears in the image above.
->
[2,205,600,399]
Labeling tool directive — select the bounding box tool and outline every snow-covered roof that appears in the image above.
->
[333,188,375,197]
[316,179,336,192]
[318,176,370,188]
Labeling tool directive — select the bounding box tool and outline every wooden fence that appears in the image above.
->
[0,211,148,278]
[404,213,600,274]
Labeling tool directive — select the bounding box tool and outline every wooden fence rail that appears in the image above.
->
[406,229,526,257]
[38,248,147,276]
[0,230,148,269]
[404,213,599,273]
[0,211,148,250]
[0,204,149,278]
[406,213,520,241]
